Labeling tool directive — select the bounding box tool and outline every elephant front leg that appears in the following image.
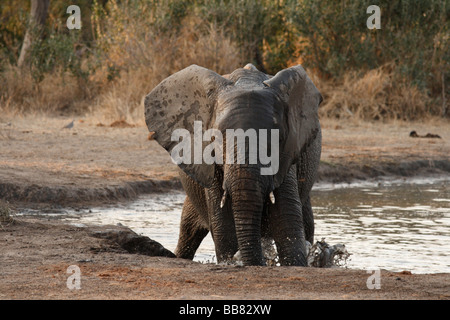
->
[268,165,307,266]
[175,196,209,260]
[210,218,239,263]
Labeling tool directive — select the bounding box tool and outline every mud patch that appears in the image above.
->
[2,160,449,206]
[317,159,450,184]
[1,217,449,299]
[0,178,182,206]
[90,226,176,258]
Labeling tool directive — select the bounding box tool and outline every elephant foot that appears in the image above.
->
[230,238,278,266]
[261,238,278,266]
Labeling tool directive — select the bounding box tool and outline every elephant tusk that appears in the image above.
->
[220,190,227,208]
[269,191,275,204]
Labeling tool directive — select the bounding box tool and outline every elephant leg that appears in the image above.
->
[210,218,238,263]
[297,129,321,245]
[268,165,307,266]
[303,195,315,244]
[175,196,209,260]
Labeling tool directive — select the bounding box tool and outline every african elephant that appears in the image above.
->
[144,63,322,266]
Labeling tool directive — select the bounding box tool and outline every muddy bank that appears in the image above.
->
[1,159,450,206]
[317,159,450,184]
[1,117,449,300]
[0,116,449,205]
[0,178,181,206]
[1,218,448,300]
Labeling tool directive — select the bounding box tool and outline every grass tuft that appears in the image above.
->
[0,200,15,228]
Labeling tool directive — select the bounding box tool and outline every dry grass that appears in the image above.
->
[0,65,93,116]
[0,16,441,125]
[1,0,446,124]
[0,200,14,228]
[316,65,436,121]
[0,8,241,125]
[89,14,241,125]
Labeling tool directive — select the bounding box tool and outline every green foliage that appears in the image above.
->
[0,1,29,67]
[195,0,296,73]
[0,0,447,117]
[28,26,88,83]
[287,0,449,95]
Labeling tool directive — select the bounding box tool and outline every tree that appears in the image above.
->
[17,0,49,68]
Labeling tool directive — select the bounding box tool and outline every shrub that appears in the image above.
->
[287,0,448,117]
[318,65,434,120]
[0,0,447,120]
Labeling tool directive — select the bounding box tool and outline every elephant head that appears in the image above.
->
[144,64,322,265]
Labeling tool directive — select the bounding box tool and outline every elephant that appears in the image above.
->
[144,63,322,266]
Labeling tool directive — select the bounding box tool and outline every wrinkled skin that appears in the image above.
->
[144,63,322,266]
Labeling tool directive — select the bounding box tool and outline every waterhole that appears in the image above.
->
[25,177,450,273]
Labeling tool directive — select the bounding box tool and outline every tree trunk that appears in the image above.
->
[17,0,50,68]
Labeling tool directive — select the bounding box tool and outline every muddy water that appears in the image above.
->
[53,178,449,273]
[311,178,449,274]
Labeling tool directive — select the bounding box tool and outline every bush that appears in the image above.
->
[317,65,433,120]
[28,27,88,83]
[287,0,448,118]
[0,0,447,120]
[89,0,241,124]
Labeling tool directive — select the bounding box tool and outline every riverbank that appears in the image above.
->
[1,218,448,299]
[1,116,449,300]
[0,116,449,206]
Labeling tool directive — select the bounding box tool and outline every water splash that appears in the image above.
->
[306,238,351,268]
[21,179,450,273]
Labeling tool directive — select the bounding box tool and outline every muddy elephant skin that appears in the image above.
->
[144,63,322,266]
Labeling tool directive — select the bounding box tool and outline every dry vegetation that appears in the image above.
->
[316,65,436,121]
[1,59,439,125]
[1,3,243,124]
[0,0,448,124]
[0,200,14,228]
[88,11,241,125]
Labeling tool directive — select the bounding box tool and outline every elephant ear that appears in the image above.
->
[263,65,322,188]
[144,64,232,187]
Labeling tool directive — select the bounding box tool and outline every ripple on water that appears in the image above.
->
[22,179,450,273]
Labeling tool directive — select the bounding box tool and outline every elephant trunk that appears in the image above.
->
[227,167,267,266]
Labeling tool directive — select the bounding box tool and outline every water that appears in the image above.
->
[26,178,450,273]
[311,178,450,273]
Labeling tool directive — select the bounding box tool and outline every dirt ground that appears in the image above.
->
[0,116,449,300]
[1,116,449,205]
